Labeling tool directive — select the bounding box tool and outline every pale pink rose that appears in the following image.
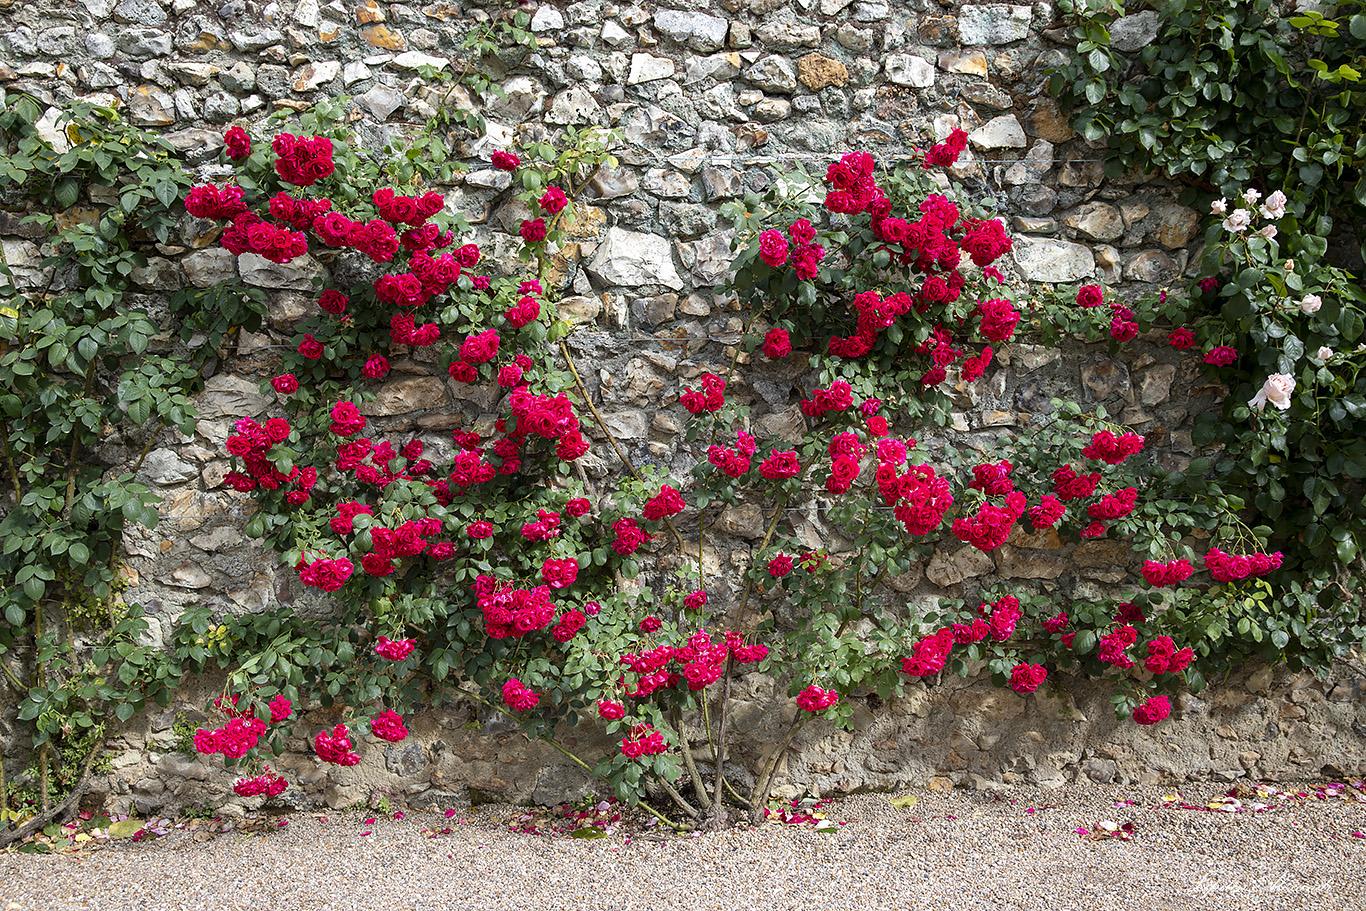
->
[1300,294,1322,314]
[1258,225,1277,240]
[1317,346,1333,361]
[1223,209,1252,233]
[1249,373,1296,412]
[1260,190,1287,220]
[1242,188,1262,205]
[1210,198,1228,215]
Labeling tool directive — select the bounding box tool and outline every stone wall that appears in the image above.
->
[2,0,1362,813]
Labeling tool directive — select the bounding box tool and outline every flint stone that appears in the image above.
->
[652,9,729,51]
[238,252,325,290]
[530,5,564,30]
[391,51,448,71]
[130,86,176,125]
[1064,202,1124,242]
[558,295,602,323]
[601,21,632,47]
[294,61,340,91]
[601,410,648,440]
[1124,250,1179,283]
[141,449,200,485]
[1110,11,1161,52]
[360,377,448,415]
[568,56,606,81]
[969,114,1026,149]
[926,546,996,586]
[1152,203,1200,249]
[717,504,764,539]
[754,19,821,48]
[590,166,639,199]
[628,54,677,84]
[886,54,935,88]
[1011,236,1095,282]
[546,86,602,125]
[940,51,989,76]
[587,228,684,290]
[746,55,799,93]
[170,562,213,589]
[228,29,283,52]
[130,257,182,290]
[358,85,406,120]
[114,0,169,26]
[679,231,734,285]
[685,53,741,85]
[958,4,1032,44]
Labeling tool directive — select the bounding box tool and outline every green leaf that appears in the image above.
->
[23,577,44,601]
[69,542,90,564]
[54,177,79,209]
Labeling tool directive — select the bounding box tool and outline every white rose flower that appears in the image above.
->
[1260,190,1287,220]
[1211,198,1228,215]
[1259,225,1278,240]
[1223,209,1252,232]
[1249,373,1296,412]
[1242,188,1262,205]
[1300,294,1322,314]
[1317,346,1334,361]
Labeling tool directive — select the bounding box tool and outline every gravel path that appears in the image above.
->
[3,782,1364,911]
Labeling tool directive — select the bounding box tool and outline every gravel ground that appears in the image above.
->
[3,781,1364,911]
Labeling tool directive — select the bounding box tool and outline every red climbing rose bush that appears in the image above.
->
[177,120,1293,827]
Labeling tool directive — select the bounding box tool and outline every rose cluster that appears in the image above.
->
[1141,558,1194,588]
[232,768,288,798]
[475,574,559,640]
[757,218,826,279]
[620,723,668,758]
[617,629,768,699]
[795,684,840,712]
[502,677,541,711]
[314,724,360,765]
[680,373,726,414]
[1204,547,1283,581]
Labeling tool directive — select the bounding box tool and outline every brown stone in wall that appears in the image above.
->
[797,53,849,90]
[361,24,406,50]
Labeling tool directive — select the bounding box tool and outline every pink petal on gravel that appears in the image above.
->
[445,809,457,818]
[360,831,371,837]
[1352,831,1365,838]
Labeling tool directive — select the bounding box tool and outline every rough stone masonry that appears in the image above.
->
[0,0,1361,815]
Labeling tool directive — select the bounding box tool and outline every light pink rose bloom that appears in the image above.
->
[1249,373,1296,412]
[1317,346,1333,361]
[1300,294,1322,314]
[1223,209,1252,233]
[1260,190,1287,220]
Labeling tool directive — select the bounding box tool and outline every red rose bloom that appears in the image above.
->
[519,218,547,243]
[1009,663,1048,694]
[298,334,324,359]
[763,327,792,358]
[1076,284,1105,308]
[272,374,299,394]
[224,126,251,161]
